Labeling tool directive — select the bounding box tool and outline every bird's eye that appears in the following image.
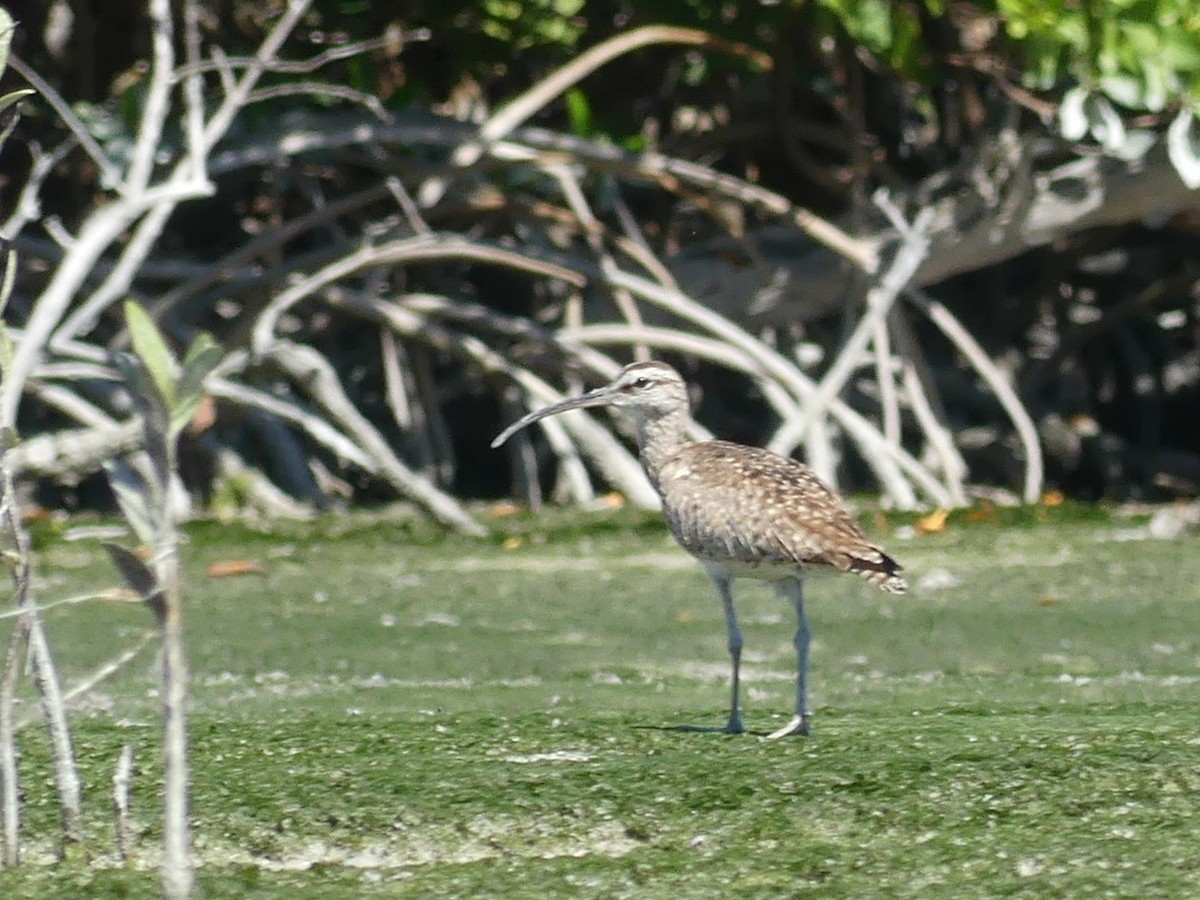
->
[632,377,650,389]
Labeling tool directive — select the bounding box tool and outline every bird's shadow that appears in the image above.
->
[632,723,781,738]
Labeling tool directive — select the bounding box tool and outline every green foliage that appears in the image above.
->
[0,8,34,146]
[174,333,223,436]
[480,0,586,52]
[800,1,1200,182]
[998,0,1200,106]
[0,87,33,151]
[105,303,223,619]
[994,0,1200,181]
[802,0,1200,110]
[816,0,929,79]
[563,86,592,136]
[124,301,180,420]
[120,301,223,443]
[101,458,160,548]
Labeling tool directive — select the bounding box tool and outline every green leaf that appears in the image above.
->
[861,0,895,51]
[103,458,159,546]
[181,331,223,380]
[1167,107,1200,189]
[0,9,16,74]
[124,300,177,412]
[1099,73,1145,108]
[0,89,35,113]
[0,88,34,153]
[112,350,169,435]
[564,88,592,137]
[1059,87,1090,140]
[1085,93,1126,151]
[102,542,165,621]
[171,333,223,436]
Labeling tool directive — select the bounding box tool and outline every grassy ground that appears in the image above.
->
[1,504,1198,897]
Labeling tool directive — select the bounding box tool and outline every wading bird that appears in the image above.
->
[492,361,906,737]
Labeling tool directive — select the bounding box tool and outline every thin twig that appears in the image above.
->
[0,139,74,240]
[889,309,968,504]
[873,318,901,446]
[0,180,214,425]
[171,27,432,81]
[26,382,119,430]
[788,193,933,449]
[46,0,314,351]
[548,165,650,362]
[180,0,208,183]
[244,82,388,119]
[418,24,771,207]
[332,293,656,506]
[126,0,176,193]
[266,340,487,534]
[901,360,968,505]
[1,448,84,855]
[58,631,157,713]
[27,615,85,852]
[600,267,946,507]
[0,611,27,866]
[6,54,123,189]
[906,286,1043,503]
[134,183,391,337]
[250,233,585,354]
[113,744,135,862]
[207,378,375,472]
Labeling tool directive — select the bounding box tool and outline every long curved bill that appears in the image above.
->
[490,386,618,448]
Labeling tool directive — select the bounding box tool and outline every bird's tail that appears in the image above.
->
[849,549,907,594]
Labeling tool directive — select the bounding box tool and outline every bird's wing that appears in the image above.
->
[657,442,902,581]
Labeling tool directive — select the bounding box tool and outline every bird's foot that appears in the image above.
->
[765,714,810,740]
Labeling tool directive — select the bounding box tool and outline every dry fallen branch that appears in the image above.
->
[781,194,934,453]
[2,4,1088,531]
[266,340,487,534]
[906,286,1044,503]
[329,291,658,507]
[250,232,585,355]
[599,268,948,507]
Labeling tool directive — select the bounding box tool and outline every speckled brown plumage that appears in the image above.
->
[492,360,908,738]
[658,441,906,592]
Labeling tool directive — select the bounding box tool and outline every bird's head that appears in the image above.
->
[491,361,689,448]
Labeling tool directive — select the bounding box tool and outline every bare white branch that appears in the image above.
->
[907,286,1044,503]
[126,0,176,193]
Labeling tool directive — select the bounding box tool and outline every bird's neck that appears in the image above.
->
[634,409,691,491]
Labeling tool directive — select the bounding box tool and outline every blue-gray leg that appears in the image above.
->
[708,571,746,734]
[768,578,811,739]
